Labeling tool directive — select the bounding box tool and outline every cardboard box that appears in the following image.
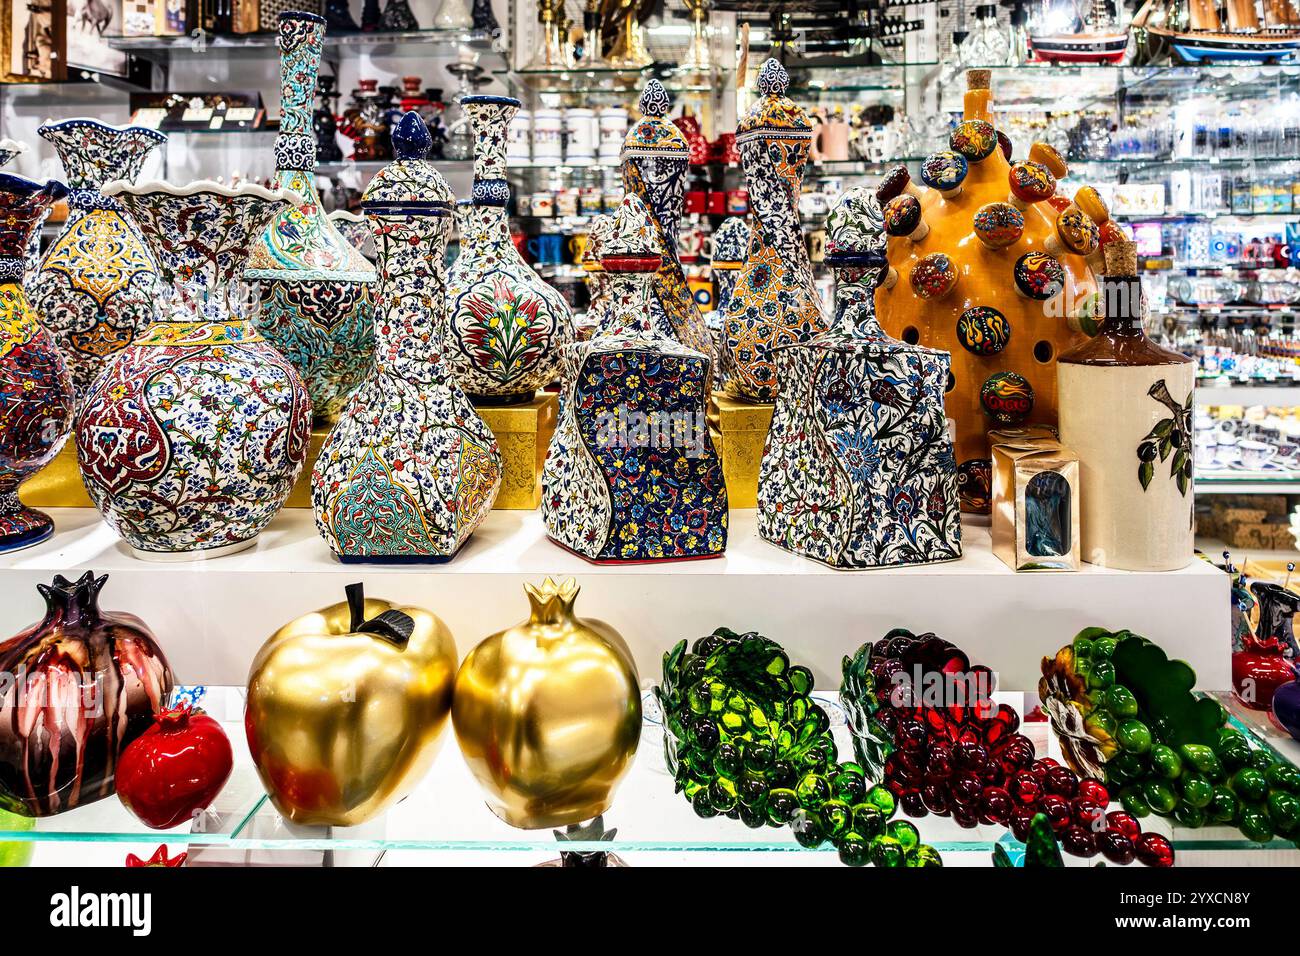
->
[991,433,1081,572]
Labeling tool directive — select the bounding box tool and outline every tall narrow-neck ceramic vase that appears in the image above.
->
[76,180,312,560]
[29,119,166,400]
[621,80,712,360]
[723,59,825,403]
[312,113,502,563]
[0,140,44,282]
[247,11,377,424]
[0,172,73,553]
[445,95,573,404]
[758,185,962,568]
[541,193,727,564]
[578,213,616,335]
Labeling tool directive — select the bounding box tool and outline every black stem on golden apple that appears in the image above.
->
[345,582,415,647]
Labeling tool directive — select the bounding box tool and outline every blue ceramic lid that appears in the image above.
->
[362,111,454,215]
[622,80,688,159]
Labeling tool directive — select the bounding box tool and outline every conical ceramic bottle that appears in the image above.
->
[578,212,616,335]
[77,180,312,560]
[541,193,727,563]
[312,113,502,563]
[723,59,826,404]
[28,119,166,400]
[445,95,574,404]
[247,11,377,425]
[0,171,74,553]
[621,80,712,359]
[758,185,962,569]
[1058,238,1194,571]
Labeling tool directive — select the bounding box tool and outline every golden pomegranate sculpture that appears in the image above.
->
[245,583,458,827]
[876,69,1110,513]
[452,578,641,829]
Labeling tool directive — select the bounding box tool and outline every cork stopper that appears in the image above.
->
[1104,238,1138,277]
[966,69,991,91]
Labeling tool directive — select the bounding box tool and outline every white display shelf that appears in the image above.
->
[1196,477,1300,494]
[0,508,1227,692]
[1198,385,1300,406]
[4,688,1294,866]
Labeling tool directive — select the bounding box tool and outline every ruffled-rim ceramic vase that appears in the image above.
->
[758,184,962,569]
[621,80,713,362]
[76,180,312,561]
[723,59,826,404]
[0,139,45,283]
[28,118,167,401]
[312,112,502,563]
[445,94,574,405]
[0,171,74,553]
[541,193,727,564]
[247,11,377,425]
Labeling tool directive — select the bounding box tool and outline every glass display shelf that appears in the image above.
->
[104,27,504,64]
[2,688,1293,861]
[495,64,720,95]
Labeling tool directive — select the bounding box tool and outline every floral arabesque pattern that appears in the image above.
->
[28,120,166,401]
[0,173,74,551]
[247,12,377,425]
[723,60,826,404]
[76,180,312,558]
[311,112,502,563]
[757,184,962,569]
[444,95,573,403]
[579,213,616,335]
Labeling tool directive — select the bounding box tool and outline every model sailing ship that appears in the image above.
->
[1134,0,1300,63]
[1030,0,1130,62]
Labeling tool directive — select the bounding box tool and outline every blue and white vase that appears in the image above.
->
[757,184,962,569]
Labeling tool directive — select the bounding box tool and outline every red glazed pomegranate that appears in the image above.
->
[116,706,233,829]
[0,572,173,816]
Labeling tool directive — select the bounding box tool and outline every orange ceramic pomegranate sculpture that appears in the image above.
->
[875,69,1109,513]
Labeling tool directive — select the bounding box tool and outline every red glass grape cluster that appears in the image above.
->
[861,630,1174,866]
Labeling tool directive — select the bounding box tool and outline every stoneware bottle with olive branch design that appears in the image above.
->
[541,192,726,564]
[621,80,712,362]
[723,59,826,404]
[247,11,377,425]
[444,94,573,404]
[29,119,166,400]
[758,184,961,569]
[78,179,312,560]
[1058,239,1194,571]
[312,113,502,563]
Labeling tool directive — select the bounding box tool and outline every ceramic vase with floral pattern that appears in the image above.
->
[247,11,377,424]
[77,180,312,560]
[541,193,727,564]
[445,95,573,404]
[708,214,749,385]
[312,113,502,563]
[723,59,826,403]
[758,184,962,568]
[577,213,616,337]
[621,80,712,361]
[28,119,166,400]
[0,172,74,553]
[0,140,45,282]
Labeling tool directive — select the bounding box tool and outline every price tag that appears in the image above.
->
[225,107,256,124]
[131,108,167,130]
[181,106,214,124]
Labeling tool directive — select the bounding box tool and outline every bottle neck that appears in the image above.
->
[1100,275,1146,335]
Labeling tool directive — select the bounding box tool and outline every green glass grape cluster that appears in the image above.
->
[1041,627,1300,845]
[655,627,942,867]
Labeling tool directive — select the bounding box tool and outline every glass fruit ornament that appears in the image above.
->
[843,629,1173,865]
[452,578,641,829]
[875,69,1102,513]
[0,572,174,817]
[245,583,458,827]
[657,627,942,867]
[1041,627,1300,847]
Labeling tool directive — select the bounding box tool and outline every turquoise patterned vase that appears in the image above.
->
[757,185,962,568]
[444,95,573,405]
[77,180,312,560]
[28,119,166,400]
[541,193,727,564]
[247,11,376,425]
[311,113,502,563]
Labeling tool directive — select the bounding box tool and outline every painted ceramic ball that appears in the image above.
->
[956,458,992,513]
[1008,161,1056,204]
[910,252,957,299]
[876,164,913,204]
[1028,141,1068,179]
[1014,250,1066,300]
[972,202,1024,249]
[949,119,997,161]
[883,194,922,237]
[957,306,1010,356]
[1074,185,1109,224]
[997,130,1013,161]
[980,371,1034,424]
[920,150,969,193]
[1057,207,1101,255]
